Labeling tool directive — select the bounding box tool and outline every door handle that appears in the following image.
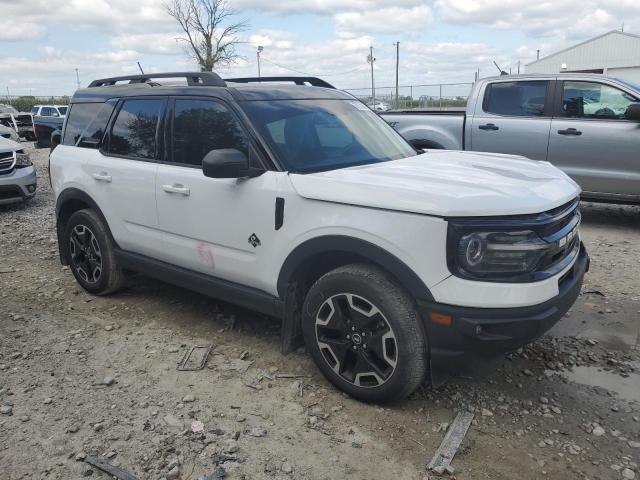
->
[92,172,112,183]
[162,184,191,196]
[558,128,582,136]
[478,123,499,131]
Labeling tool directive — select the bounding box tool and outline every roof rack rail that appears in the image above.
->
[88,72,226,88]
[225,76,335,89]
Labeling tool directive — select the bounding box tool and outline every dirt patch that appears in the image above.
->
[1,144,639,479]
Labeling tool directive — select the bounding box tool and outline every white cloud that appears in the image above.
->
[0,0,173,34]
[0,20,46,41]
[111,33,183,55]
[435,0,633,40]
[335,5,433,34]
[231,0,424,15]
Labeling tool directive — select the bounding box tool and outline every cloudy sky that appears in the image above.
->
[0,0,637,99]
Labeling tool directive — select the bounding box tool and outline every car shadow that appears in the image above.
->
[579,201,640,231]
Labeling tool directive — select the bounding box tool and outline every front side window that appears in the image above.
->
[58,106,68,116]
[241,99,416,173]
[562,81,640,119]
[172,99,247,167]
[109,99,164,159]
[484,81,548,117]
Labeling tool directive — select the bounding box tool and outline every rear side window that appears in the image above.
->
[484,81,548,117]
[171,99,247,166]
[41,107,53,116]
[108,99,164,159]
[63,102,115,148]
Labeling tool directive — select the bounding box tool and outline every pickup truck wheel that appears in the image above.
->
[64,209,125,295]
[302,263,428,403]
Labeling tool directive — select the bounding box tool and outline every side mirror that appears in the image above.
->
[624,103,640,121]
[202,148,264,179]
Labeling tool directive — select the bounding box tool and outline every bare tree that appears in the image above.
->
[166,0,247,72]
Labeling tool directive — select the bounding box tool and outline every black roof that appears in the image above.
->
[72,72,353,104]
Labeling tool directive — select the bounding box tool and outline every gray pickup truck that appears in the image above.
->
[382,74,640,204]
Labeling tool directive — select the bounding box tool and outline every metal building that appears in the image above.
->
[526,30,640,82]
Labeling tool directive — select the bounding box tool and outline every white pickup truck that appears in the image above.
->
[382,74,640,204]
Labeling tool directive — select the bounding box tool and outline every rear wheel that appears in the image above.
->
[302,264,428,403]
[64,209,125,295]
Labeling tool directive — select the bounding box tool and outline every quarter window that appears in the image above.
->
[562,81,640,119]
[109,99,164,159]
[172,99,247,167]
[63,102,115,148]
[484,81,548,117]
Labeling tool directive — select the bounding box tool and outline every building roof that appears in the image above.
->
[526,30,640,67]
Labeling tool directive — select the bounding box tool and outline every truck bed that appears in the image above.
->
[380,111,466,150]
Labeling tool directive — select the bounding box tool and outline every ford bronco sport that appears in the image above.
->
[50,72,589,403]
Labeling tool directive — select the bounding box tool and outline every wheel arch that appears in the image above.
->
[277,235,434,302]
[277,235,434,354]
[55,188,117,265]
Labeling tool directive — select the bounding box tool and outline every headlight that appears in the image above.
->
[15,152,32,167]
[457,230,547,276]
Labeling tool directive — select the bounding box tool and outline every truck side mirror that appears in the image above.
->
[624,104,640,121]
[50,130,61,152]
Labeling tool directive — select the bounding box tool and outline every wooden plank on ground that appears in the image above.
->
[427,409,475,471]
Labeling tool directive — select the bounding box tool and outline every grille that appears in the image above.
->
[533,200,581,274]
[0,151,16,174]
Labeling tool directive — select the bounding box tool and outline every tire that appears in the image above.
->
[302,263,428,403]
[63,209,125,295]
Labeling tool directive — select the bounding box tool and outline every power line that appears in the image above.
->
[260,57,365,77]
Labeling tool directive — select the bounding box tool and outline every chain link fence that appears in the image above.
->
[345,82,473,111]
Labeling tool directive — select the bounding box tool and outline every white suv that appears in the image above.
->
[50,72,589,403]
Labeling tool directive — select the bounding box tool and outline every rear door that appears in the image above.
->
[547,79,640,197]
[155,97,279,290]
[469,79,553,160]
[87,97,166,258]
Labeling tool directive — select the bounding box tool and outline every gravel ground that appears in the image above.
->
[1,144,639,480]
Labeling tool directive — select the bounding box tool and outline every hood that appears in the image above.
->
[0,136,21,152]
[289,151,581,217]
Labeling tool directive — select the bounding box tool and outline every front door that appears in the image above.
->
[547,80,640,197]
[155,97,280,292]
[470,80,552,161]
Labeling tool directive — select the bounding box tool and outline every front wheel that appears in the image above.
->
[302,264,428,403]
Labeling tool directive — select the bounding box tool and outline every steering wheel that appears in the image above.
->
[593,107,616,118]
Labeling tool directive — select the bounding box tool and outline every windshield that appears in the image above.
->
[58,106,68,116]
[616,78,640,92]
[241,99,416,173]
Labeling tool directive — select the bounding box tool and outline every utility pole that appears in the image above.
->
[257,46,263,78]
[536,49,540,61]
[517,60,521,74]
[367,46,376,105]
[75,68,81,89]
[394,42,400,109]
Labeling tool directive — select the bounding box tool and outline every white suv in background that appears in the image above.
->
[50,72,589,403]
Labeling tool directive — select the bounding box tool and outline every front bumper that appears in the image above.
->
[0,166,37,205]
[418,243,589,370]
